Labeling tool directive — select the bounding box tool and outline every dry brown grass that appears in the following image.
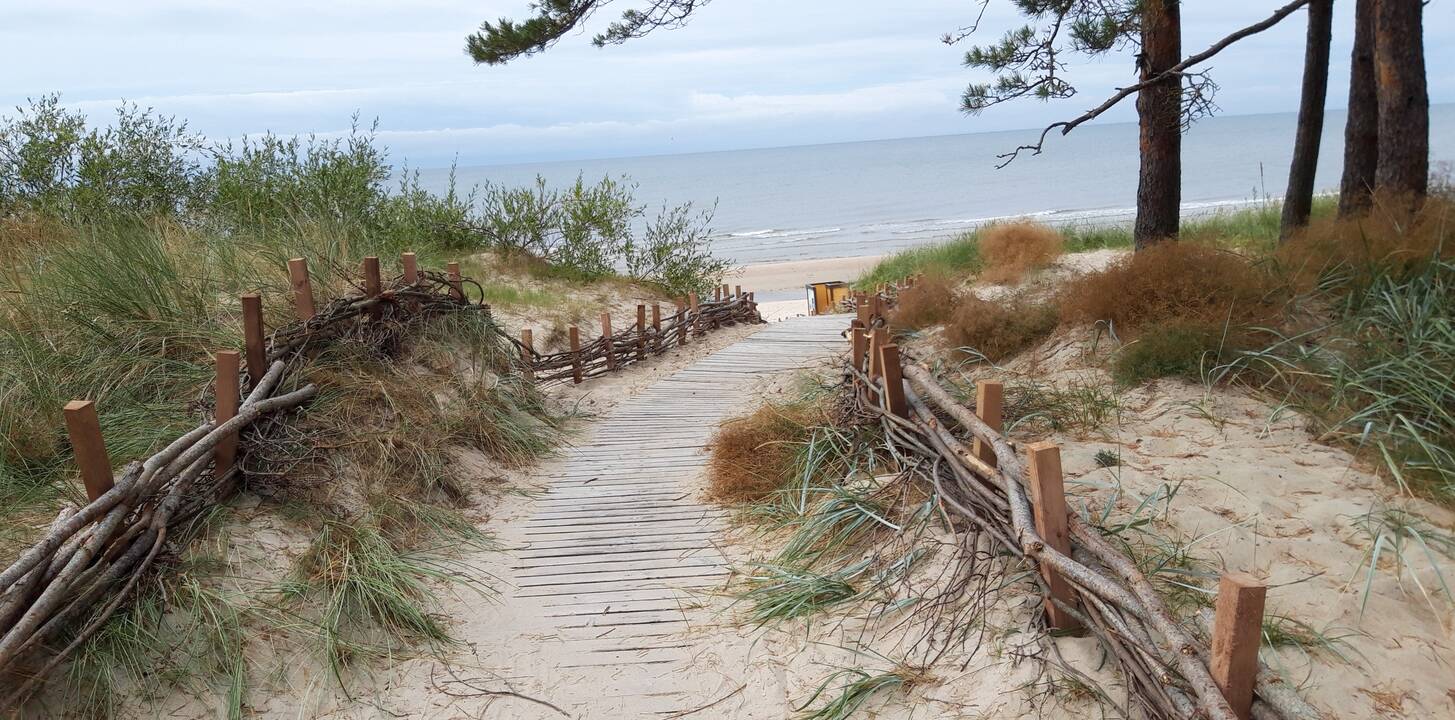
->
[1278,193,1454,293]
[708,403,817,503]
[888,274,956,333]
[1058,241,1281,332]
[979,221,1065,284]
[944,294,1058,362]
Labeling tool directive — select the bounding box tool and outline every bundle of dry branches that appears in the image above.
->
[0,267,489,710]
[847,360,1318,720]
[515,294,762,384]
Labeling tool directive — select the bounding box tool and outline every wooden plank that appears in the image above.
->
[1210,573,1266,720]
[1025,442,1079,631]
[63,400,113,502]
[287,257,314,321]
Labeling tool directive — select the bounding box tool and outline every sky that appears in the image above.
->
[2,0,1453,168]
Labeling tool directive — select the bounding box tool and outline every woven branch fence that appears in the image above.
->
[846,292,1318,720]
[0,252,498,710]
[510,283,763,385]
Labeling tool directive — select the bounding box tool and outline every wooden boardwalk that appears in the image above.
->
[485,314,846,717]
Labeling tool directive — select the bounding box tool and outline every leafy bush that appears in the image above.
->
[476,174,727,295]
[978,220,1064,284]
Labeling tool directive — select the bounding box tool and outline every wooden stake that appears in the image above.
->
[855,292,870,325]
[636,304,646,360]
[601,312,616,371]
[446,262,464,301]
[520,329,535,382]
[713,285,721,302]
[569,326,583,384]
[63,400,113,502]
[868,327,888,380]
[1025,442,1080,631]
[972,380,1003,467]
[849,319,867,374]
[241,293,266,388]
[721,283,729,300]
[869,294,886,324]
[287,258,315,321]
[689,292,702,336]
[214,351,241,473]
[362,256,381,297]
[677,301,689,346]
[401,252,419,285]
[1210,574,1266,720]
[879,343,908,418]
[651,303,662,352]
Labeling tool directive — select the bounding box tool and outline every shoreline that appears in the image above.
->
[730,254,882,321]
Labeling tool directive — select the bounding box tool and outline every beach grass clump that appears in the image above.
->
[708,402,822,503]
[944,294,1058,363]
[978,220,1065,284]
[1111,319,1243,385]
[1058,241,1282,332]
[887,274,957,333]
[857,231,982,289]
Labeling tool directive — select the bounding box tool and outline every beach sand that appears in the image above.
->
[730,254,881,321]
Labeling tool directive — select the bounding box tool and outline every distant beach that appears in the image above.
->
[420,106,1455,268]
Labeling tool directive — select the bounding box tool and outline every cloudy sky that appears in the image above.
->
[3,1,1452,168]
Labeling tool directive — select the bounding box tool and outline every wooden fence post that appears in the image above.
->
[1025,442,1080,631]
[689,292,702,336]
[651,303,662,352]
[855,292,870,325]
[520,329,535,382]
[287,258,315,321]
[677,301,689,346]
[601,312,616,371]
[869,293,886,325]
[446,262,464,301]
[849,319,867,374]
[868,326,888,380]
[713,286,721,302]
[241,293,266,388]
[401,252,419,285]
[636,304,646,361]
[879,343,908,418]
[569,326,583,384]
[720,283,729,301]
[362,256,381,297]
[214,351,241,474]
[734,284,742,299]
[1210,574,1266,720]
[63,400,113,502]
[972,380,1003,467]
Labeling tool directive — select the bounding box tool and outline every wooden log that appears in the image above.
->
[971,380,1003,467]
[401,251,419,285]
[287,258,315,321]
[520,329,535,382]
[214,351,241,473]
[447,262,464,301]
[241,294,266,388]
[569,326,583,384]
[62,401,112,502]
[601,313,616,371]
[878,343,908,418]
[636,304,646,360]
[1025,442,1080,631]
[849,319,867,374]
[1210,574,1266,720]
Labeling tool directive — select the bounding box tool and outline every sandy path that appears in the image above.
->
[413,314,848,718]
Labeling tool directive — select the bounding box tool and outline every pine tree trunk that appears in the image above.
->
[1280,0,1334,241]
[1338,0,1379,217]
[1134,0,1183,250]
[1373,0,1429,201]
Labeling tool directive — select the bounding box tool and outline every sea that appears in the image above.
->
[418,105,1455,266]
